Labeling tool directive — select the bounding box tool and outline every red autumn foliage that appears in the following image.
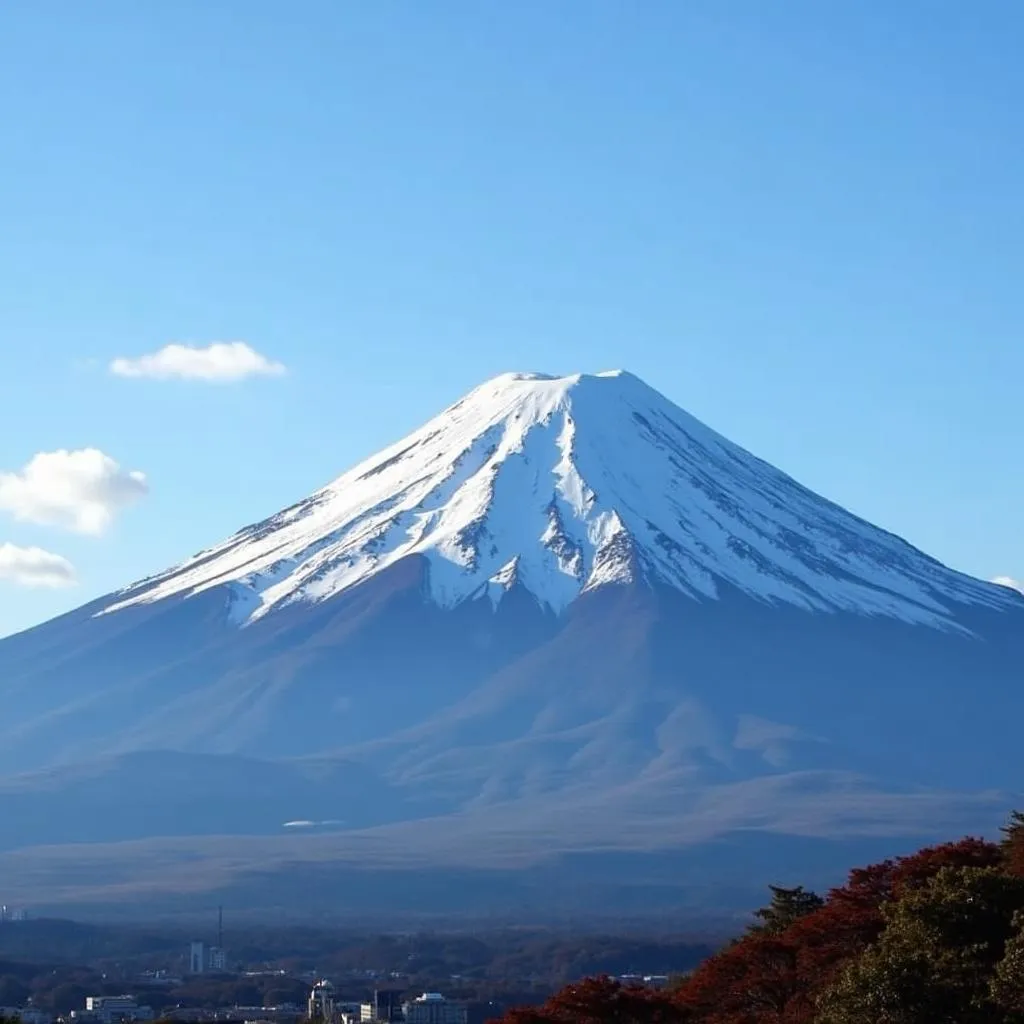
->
[495,836,1005,1024]
[671,935,801,1024]
[673,837,1002,1023]
[499,976,694,1024]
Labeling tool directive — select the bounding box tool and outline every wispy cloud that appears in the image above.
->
[0,449,148,535]
[0,543,76,588]
[992,576,1024,595]
[110,341,286,382]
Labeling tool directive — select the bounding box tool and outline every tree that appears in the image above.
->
[500,977,694,1024]
[1002,811,1024,878]
[816,866,1024,1024]
[990,916,1024,1022]
[815,941,946,1024]
[674,934,801,1022]
[489,828,1014,1024]
[672,838,1005,1023]
[748,886,824,937]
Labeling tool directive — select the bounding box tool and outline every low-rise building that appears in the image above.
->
[80,996,153,1024]
[359,989,402,1023]
[231,1006,303,1024]
[402,994,467,1024]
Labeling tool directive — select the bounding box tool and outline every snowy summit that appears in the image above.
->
[104,370,1010,629]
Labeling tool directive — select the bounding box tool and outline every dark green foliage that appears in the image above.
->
[989,919,1024,1023]
[1002,810,1024,877]
[816,866,1024,1024]
[748,885,824,936]
[1000,811,1024,843]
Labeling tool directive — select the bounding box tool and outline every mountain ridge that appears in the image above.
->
[0,368,1020,913]
[99,369,1013,631]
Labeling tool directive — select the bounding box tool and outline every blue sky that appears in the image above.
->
[1,1,1022,637]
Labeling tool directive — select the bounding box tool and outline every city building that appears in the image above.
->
[81,996,154,1024]
[188,941,228,973]
[307,980,336,1022]
[359,990,402,1023]
[334,1003,362,1024]
[401,994,467,1024]
[230,1005,304,1024]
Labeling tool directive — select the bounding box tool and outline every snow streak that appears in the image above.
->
[101,371,1014,629]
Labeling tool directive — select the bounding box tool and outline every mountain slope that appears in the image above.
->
[0,370,1021,913]
[101,370,1011,628]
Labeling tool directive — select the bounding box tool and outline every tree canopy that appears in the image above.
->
[493,811,1024,1024]
[749,886,825,937]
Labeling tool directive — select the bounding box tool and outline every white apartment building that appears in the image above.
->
[401,994,467,1024]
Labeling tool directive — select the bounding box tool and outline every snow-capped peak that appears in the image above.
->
[102,370,1014,628]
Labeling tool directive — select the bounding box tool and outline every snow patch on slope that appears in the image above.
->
[101,370,1016,629]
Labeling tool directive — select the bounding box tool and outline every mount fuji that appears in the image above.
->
[1,370,1021,915]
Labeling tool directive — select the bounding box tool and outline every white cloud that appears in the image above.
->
[110,341,286,382]
[0,543,76,588]
[992,576,1024,595]
[0,449,148,535]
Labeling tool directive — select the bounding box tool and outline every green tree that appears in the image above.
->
[748,884,824,936]
[990,913,1024,1023]
[817,866,1024,1024]
[1002,811,1024,878]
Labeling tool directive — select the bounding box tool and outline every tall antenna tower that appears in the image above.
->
[218,905,223,950]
